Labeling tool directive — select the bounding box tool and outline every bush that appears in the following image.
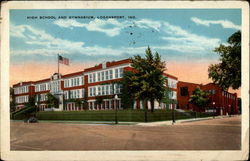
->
[36,109,202,122]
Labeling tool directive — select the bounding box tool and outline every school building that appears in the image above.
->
[12,58,238,115]
[13,58,178,111]
[177,81,238,115]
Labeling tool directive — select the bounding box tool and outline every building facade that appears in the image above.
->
[12,59,178,111]
[177,81,238,115]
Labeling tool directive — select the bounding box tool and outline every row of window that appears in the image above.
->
[14,86,28,94]
[15,95,29,103]
[50,81,59,93]
[64,77,84,88]
[35,83,50,92]
[89,68,124,83]
[222,92,236,99]
[206,89,216,95]
[64,89,85,99]
[89,84,122,97]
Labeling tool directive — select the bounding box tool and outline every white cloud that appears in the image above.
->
[191,17,241,30]
[160,22,221,54]
[54,19,126,37]
[10,18,223,60]
[53,18,163,37]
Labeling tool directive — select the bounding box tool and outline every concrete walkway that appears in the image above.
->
[137,115,238,126]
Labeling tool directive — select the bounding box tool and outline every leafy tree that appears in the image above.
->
[120,71,135,109]
[189,88,210,112]
[75,98,83,110]
[208,31,241,90]
[46,93,59,108]
[25,94,36,107]
[96,97,103,109]
[10,87,16,112]
[238,98,241,114]
[129,46,166,112]
[161,87,177,109]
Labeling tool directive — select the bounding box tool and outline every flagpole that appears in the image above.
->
[58,54,60,76]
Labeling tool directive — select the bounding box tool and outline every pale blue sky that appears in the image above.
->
[10,9,241,64]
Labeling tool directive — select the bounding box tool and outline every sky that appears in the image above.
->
[10,9,241,95]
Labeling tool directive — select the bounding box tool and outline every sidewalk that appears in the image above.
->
[136,115,238,126]
[11,115,238,126]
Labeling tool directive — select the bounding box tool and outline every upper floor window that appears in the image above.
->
[180,87,188,96]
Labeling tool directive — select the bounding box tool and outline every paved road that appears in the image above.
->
[10,116,241,150]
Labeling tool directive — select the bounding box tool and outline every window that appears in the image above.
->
[180,87,188,96]
[93,73,96,82]
[102,86,105,95]
[89,74,93,83]
[93,87,96,96]
[101,71,105,81]
[109,70,113,80]
[119,68,123,77]
[105,71,109,80]
[89,88,93,96]
[98,72,101,82]
[105,85,109,95]
[110,85,113,94]
[98,86,101,96]
[115,69,119,78]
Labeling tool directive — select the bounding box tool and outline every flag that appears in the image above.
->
[58,55,69,65]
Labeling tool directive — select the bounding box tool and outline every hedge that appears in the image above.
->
[35,110,210,122]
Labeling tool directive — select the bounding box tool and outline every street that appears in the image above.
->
[10,116,241,150]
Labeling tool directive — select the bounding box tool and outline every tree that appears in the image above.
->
[120,71,135,109]
[10,87,16,112]
[161,87,177,109]
[188,88,210,112]
[46,93,59,108]
[96,97,103,109]
[129,46,166,112]
[25,94,36,107]
[208,31,241,90]
[75,98,83,110]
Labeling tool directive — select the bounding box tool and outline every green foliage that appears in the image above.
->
[189,88,210,111]
[128,46,166,112]
[161,88,177,108]
[10,87,16,112]
[238,98,241,114]
[208,31,241,90]
[46,93,59,108]
[120,71,135,109]
[96,97,103,106]
[35,109,211,122]
[13,106,37,120]
[24,94,36,108]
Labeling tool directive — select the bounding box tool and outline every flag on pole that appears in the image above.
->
[58,55,69,65]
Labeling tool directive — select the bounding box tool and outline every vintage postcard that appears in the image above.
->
[1,1,249,161]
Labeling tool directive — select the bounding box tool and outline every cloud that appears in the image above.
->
[53,18,162,37]
[191,17,241,30]
[10,17,223,63]
[54,19,126,37]
[160,22,221,54]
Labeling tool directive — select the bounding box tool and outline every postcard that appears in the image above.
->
[1,1,249,161]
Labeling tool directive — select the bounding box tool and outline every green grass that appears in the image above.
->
[34,109,208,122]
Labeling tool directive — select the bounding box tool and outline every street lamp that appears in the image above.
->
[114,94,118,124]
[212,102,215,118]
[172,104,175,125]
[229,104,231,117]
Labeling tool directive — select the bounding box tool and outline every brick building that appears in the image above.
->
[177,81,238,115]
[12,59,178,111]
